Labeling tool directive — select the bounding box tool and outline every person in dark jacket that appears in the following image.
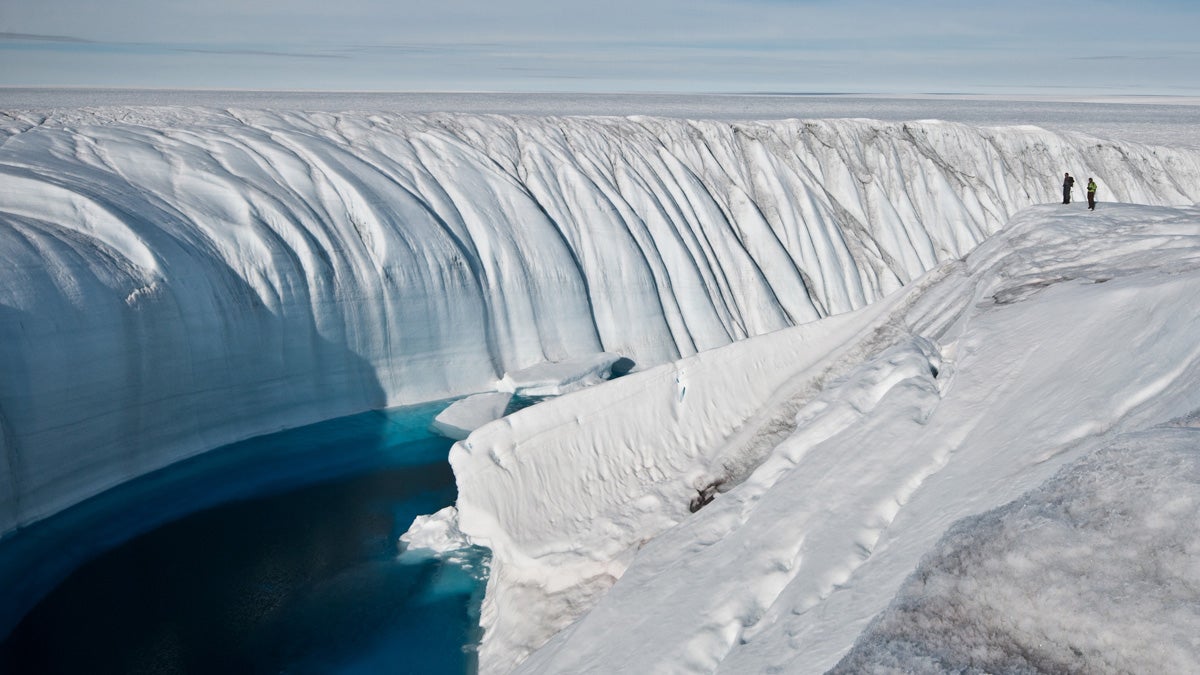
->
[1062,172,1075,204]
[1087,178,1098,210]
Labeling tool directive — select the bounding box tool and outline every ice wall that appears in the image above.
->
[3,108,1200,533]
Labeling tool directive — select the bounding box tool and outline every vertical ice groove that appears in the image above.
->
[601,121,735,349]
[615,157,709,349]
[692,146,780,335]
[519,133,672,360]
[666,121,763,334]
[652,148,747,344]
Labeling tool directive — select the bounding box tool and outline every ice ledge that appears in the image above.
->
[429,353,631,441]
[496,353,630,398]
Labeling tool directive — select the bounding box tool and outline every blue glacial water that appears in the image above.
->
[0,401,487,674]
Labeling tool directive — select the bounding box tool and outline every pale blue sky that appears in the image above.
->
[1,0,1197,94]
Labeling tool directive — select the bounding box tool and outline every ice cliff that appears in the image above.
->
[2,108,1199,535]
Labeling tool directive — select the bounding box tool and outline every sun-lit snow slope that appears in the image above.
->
[3,108,1200,534]
[830,421,1200,674]
[447,203,1200,673]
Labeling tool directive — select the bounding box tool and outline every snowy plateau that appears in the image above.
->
[4,99,1200,673]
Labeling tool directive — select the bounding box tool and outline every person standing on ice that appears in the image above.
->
[1087,177,1098,210]
[1062,172,1075,204]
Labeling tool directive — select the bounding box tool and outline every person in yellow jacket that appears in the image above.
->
[1087,178,1098,210]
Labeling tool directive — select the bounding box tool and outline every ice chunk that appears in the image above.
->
[431,392,515,441]
[399,506,468,556]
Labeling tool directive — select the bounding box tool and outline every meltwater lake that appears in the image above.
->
[0,401,486,674]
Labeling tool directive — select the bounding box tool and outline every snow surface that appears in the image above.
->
[4,92,1199,149]
[7,107,1198,534]
[445,203,1200,673]
[831,423,1200,674]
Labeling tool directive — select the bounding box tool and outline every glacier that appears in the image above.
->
[5,101,1200,672]
[4,107,1200,538]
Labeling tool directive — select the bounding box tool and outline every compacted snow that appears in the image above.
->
[443,203,1200,674]
[3,97,1200,673]
[831,424,1200,674]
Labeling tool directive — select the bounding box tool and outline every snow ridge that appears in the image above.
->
[2,109,1200,535]
[485,203,1200,674]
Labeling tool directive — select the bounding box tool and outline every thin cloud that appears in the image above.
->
[0,33,347,61]
[171,47,347,60]
[0,32,95,44]
[1073,54,1171,61]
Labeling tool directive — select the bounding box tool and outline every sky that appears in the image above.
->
[1,0,1198,95]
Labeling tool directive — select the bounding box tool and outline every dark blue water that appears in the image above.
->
[0,401,486,674]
